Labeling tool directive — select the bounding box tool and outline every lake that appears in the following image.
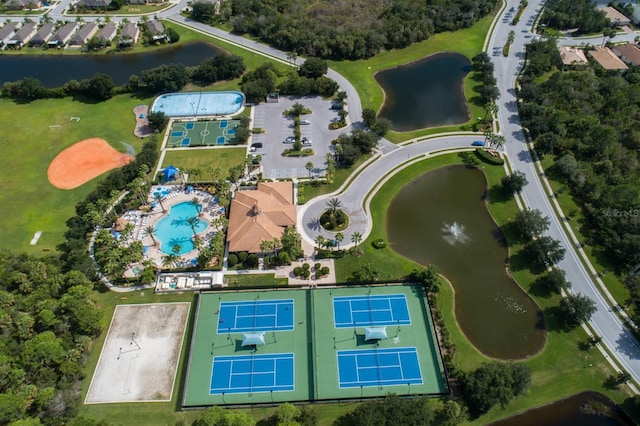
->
[387,165,545,359]
[375,52,470,131]
[0,41,224,87]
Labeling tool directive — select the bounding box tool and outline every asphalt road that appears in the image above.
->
[5,0,640,386]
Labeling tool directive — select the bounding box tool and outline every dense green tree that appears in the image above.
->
[559,293,597,328]
[501,171,528,194]
[166,27,180,43]
[538,268,571,294]
[542,0,609,34]
[81,73,114,100]
[514,208,550,242]
[372,117,392,136]
[191,1,217,23]
[192,406,254,426]
[141,63,190,92]
[298,57,328,79]
[409,265,440,292]
[461,362,532,416]
[362,108,377,127]
[147,111,169,133]
[524,236,566,270]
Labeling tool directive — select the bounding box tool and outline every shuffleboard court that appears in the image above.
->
[217,299,294,333]
[210,353,294,394]
[337,347,423,389]
[333,294,411,328]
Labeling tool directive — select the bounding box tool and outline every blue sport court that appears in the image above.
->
[217,299,294,333]
[333,294,411,328]
[337,347,423,389]
[219,120,229,128]
[210,353,294,395]
[185,122,195,130]
[216,136,226,145]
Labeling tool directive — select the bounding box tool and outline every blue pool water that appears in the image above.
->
[156,201,207,255]
[150,91,244,117]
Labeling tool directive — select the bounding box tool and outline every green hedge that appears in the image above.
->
[474,148,505,165]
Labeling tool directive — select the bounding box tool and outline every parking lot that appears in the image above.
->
[250,96,346,180]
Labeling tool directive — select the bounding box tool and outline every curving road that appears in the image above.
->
[6,0,640,385]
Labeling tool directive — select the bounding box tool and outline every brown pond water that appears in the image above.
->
[387,165,545,359]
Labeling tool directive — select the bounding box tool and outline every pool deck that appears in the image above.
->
[119,186,224,270]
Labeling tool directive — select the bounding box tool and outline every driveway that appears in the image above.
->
[251,96,347,179]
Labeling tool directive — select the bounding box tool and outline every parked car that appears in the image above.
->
[302,137,312,146]
[251,142,263,149]
[283,136,295,144]
[471,140,485,147]
[330,103,342,110]
[301,119,311,125]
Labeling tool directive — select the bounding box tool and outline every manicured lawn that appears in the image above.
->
[333,153,637,423]
[161,148,248,179]
[0,94,152,255]
[328,16,493,142]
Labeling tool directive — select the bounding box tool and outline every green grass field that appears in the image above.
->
[161,147,247,179]
[0,94,152,255]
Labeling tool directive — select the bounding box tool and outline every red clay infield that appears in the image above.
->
[48,138,133,190]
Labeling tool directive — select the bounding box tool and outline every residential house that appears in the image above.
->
[613,43,640,66]
[0,22,18,48]
[601,6,631,26]
[96,22,118,44]
[3,0,42,9]
[118,22,140,47]
[146,19,166,42]
[28,22,55,47]
[588,46,629,70]
[68,22,98,48]
[7,22,37,49]
[77,0,110,8]
[226,182,296,253]
[557,46,588,66]
[48,22,78,48]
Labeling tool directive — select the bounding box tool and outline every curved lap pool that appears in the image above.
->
[156,202,207,255]
[150,91,244,117]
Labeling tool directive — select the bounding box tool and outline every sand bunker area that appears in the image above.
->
[48,138,134,190]
[85,303,191,404]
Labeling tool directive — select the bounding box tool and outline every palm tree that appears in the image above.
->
[190,196,202,216]
[153,192,166,212]
[305,161,314,179]
[162,253,179,270]
[493,134,506,150]
[260,239,273,255]
[272,237,281,257]
[193,236,204,252]
[315,235,326,254]
[144,225,157,246]
[326,198,343,222]
[186,217,199,238]
[351,232,362,254]
[335,232,344,250]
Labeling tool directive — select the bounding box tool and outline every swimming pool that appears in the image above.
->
[150,91,244,117]
[156,201,208,255]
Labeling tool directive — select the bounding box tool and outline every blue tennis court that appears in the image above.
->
[185,122,195,130]
[333,294,411,328]
[217,299,294,333]
[210,353,294,395]
[181,138,191,146]
[337,347,423,389]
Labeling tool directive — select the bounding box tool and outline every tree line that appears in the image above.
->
[519,38,639,315]
[541,0,609,34]
[0,251,102,424]
[193,0,498,60]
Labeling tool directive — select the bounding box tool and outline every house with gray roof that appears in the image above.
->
[68,22,98,48]
[146,19,166,42]
[4,0,42,9]
[97,22,118,43]
[48,22,78,48]
[77,0,109,8]
[0,22,18,47]
[29,22,55,47]
[7,22,37,48]
[118,22,140,47]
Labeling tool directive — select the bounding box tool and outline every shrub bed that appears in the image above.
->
[474,148,505,165]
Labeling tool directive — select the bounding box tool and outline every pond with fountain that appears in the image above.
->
[387,165,545,359]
